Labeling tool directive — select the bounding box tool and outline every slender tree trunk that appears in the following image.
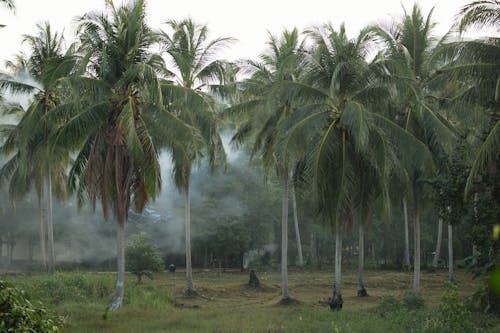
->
[431,218,443,269]
[310,232,316,266]
[184,178,195,294]
[357,223,367,296]
[110,222,125,310]
[448,223,456,284]
[290,183,303,267]
[412,203,421,293]
[331,220,343,310]
[280,171,290,301]
[403,197,410,270]
[37,191,47,270]
[46,171,55,275]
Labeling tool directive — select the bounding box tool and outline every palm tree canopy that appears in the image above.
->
[57,0,169,224]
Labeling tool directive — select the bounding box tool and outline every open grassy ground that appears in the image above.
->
[3,268,500,332]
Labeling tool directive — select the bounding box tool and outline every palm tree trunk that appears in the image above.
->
[448,223,456,284]
[110,221,125,310]
[412,203,421,293]
[291,183,303,267]
[331,220,343,310]
[46,170,55,275]
[184,177,195,294]
[403,197,410,270]
[431,218,443,269]
[37,190,47,269]
[357,223,367,296]
[280,171,290,301]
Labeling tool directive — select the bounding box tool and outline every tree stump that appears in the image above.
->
[329,293,343,311]
[357,286,368,297]
[248,270,260,288]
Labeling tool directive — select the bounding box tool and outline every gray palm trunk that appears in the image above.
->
[110,221,125,310]
[332,221,343,308]
[290,183,303,267]
[431,218,443,269]
[280,171,290,301]
[185,179,195,294]
[448,223,455,284]
[412,203,421,293]
[46,170,55,275]
[37,189,47,269]
[357,223,367,296]
[403,197,410,269]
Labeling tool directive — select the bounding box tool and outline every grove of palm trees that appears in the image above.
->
[0,0,499,332]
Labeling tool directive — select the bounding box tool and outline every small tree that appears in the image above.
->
[126,231,164,283]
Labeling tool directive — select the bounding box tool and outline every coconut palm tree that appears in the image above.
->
[0,22,74,273]
[55,0,185,310]
[277,22,434,308]
[227,28,308,302]
[448,1,500,195]
[369,4,457,292]
[159,18,233,295]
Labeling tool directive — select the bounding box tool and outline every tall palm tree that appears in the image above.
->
[0,22,74,273]
[56,0,181,310]
[370,4,456,292]
[159,18,233,295]
[228,28,307,302]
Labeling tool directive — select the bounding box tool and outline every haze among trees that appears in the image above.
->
[0,0,498,329]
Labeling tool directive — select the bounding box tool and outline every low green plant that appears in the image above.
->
[402,291,425,310]
[0,280,63,332]
[125,231,164,283]
[423,282,475,333]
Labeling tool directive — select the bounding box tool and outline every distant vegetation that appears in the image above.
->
[0,0,498,331]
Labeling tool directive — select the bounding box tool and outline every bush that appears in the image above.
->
[423,282,475,333]
[0,280,63,332]
[126,231,164,283]
[402,292,425,310]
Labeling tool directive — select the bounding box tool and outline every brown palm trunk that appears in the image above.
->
[280,171,290,301]
[403,196,410,269]
[291,183,303,267]
[357,223,367,296]
[431,218,443,269]
[184,171,195,294]
[46,170,55,275]
[37,189,47,269]
[412,203,421,293]
[110,221,125,310]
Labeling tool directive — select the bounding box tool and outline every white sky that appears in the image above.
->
[0,0,475,69]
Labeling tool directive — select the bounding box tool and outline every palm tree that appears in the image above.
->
[277,22,434,308]
[0,23,74,273]
[228,28,307,302]
[448,1,500,195]
[370,4,456,292]
[0,0,14,27]
[55,0,181,310]
[159,19,233,295]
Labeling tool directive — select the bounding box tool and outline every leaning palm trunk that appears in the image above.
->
[280,171,290,301]
[431,218,443,269]
[184,177,195,294]
[46,170,55,275]
[110,221,125,310]
[448,223,456,284]
[291,183,303,267]
[403,197,410,270]
[37,190,47,269]
[331,221,343,310]
[357,223,367,296]
[412,203,421,293]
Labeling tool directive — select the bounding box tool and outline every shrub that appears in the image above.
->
[423,282,475,333]
[126,231,164,283]
[0,280,63,332]
[402,291,425,310]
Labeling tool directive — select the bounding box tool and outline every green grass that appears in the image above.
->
[3,268,500,332]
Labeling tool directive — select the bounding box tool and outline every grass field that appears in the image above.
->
[3,268,500,332]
